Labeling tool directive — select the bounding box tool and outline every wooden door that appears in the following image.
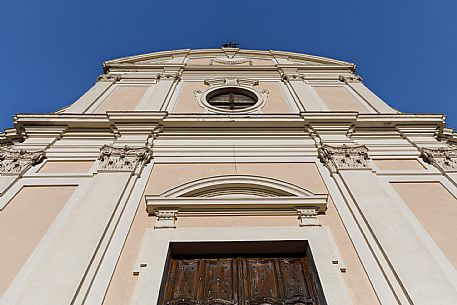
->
[161,256,321,305]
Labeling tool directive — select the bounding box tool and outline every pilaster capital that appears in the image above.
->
[97,145,152,173]
[97,74,121,82]
[280,73,305,82]
[318,144,371,172]
[339,75,363,84]
[153,209,178,229]
[157,73,181,81]
[297,208,320,227]
[0,147,45,175]
[421,147,457,172]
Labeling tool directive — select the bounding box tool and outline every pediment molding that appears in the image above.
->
[146,175,328,228]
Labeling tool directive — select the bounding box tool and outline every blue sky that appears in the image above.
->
[1,1,456,131]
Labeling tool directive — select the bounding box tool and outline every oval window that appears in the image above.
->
[206,88,258,111]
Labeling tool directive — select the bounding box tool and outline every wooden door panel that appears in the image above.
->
[243,258,281,305]
[162,256,320,305]
[201,258,237,305]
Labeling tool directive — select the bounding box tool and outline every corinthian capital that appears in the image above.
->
[318,144,370,172]
[421,147,457,172]
[0,147,45,175]
[98,145,152,172]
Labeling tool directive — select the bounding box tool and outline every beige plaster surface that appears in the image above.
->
[104,162,377,305]
[38,160,94,173]
[259,82,291,113]
[95,86,148,113]
[320,198,381,305]
[173,81,206,113]
[148,162,328,195]
[251,58,273,65]
[187,58,211,65]
[102,173,156,305]
[314,86,368,113]
[0,185,76,296]
[392,182,457,268]
[374,159,425,171]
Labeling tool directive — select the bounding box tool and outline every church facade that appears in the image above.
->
[1,48,457,305]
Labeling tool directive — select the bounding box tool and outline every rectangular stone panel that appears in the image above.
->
[38,160,94,173]
[392,182,457,268]
[0,185,76,296]
[95,86,148,113]
[313,86,368,113]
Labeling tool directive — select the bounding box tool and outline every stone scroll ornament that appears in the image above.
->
[421,147,457,172]
[0,147,45,175]
[318,144,370,172]
[98,145,152,172]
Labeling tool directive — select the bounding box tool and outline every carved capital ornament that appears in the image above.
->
[0,147,45,175]
[297,208,320,227]
[97,74,121,82]
[421,147,457,172]
[98,145,152,172]
[318,144,370,172]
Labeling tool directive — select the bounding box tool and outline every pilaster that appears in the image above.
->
[281,72,328,111]
[319,144,457,305]
[64,74,120,113]
[338,75,397,113]
[10,145,152,305]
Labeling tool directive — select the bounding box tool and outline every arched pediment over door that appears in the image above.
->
[145,175,328,228]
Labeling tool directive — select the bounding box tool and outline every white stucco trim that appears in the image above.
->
[130,226,354,305]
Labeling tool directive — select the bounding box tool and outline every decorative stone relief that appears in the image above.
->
[203,78,259,88]
[97,74,121,82]
[280,73,305,82]
[0,147,45,175]
[421,147,457,172]
[318,144,371,172]
[297,208,320,226]
[157,73,180,81]
[339,75,363,83]
[98,145,152,172]
[154,209,178,229]
[209,57,253,66]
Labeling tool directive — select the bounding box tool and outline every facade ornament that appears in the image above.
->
[209,57,253,66]
[204,78,259,88]
[318,144,371,172]
[0,147,45,175]
[339,75,363,83]
[421,147,457,172]
[297,208,320,226]
[281,73,305,82]
[98,145,152,172]
[157,73,181,81]
[153,209,178,229]
[97,74,121,82]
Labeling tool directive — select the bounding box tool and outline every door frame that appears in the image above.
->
[130,226,354,305]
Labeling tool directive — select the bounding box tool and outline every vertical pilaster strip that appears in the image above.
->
[64,74,120,113]
[319,144,457,305]
[339,75,397,113]
[11,145,152,305]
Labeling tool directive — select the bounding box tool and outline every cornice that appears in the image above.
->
[11,112,446,129]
